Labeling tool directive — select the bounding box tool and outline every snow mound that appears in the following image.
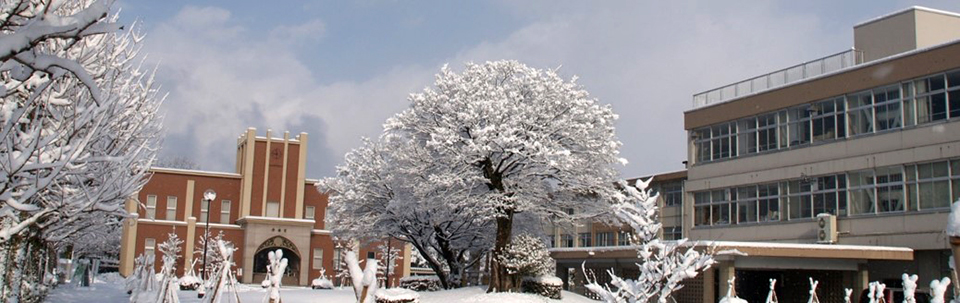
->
[719,296,748,303]
[312,277,334,289]
[947,198,960,237]
[462,292,556,303]
[96,272,124,284]
[375,288,420,301]
[522,275,563,286]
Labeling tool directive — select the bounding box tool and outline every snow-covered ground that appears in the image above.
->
[45,273,598,303]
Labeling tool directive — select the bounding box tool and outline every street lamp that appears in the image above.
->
[201,189,216,281]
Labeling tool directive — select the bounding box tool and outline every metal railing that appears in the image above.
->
[692,48,864,109]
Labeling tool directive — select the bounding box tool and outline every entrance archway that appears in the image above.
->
[252,236,301,286]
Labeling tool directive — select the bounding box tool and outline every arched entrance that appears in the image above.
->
[252,236,301,286]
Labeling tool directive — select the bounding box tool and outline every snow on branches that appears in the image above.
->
[0,1,162,301]
[155,232,183,303]
[261,249,288,303]
[584,179,715,303]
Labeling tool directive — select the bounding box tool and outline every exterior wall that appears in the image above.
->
[915,9,960,50]
[119,128,407,286]
[684,39,960,130]
[854,9,917,63]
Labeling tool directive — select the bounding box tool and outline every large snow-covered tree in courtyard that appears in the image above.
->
[383,60,625,292]
[0,0,163,301]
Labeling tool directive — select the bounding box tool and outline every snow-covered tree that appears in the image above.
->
[154,233,183,303]
[584,179,715,303]
[261,249,288,303]
[320,138,493,289]
[130,253,157,303]
[328,60,624,292]
[0,0,163,301]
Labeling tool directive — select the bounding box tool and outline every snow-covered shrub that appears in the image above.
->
[584,179,715,303]
[929,277,950,303]
[521,276,562,300]
[199,239,240,303]
[498,234,555,278]
[374,288,420,303]
[262,249,288,303]
[399,276,442,292]
[155,233,183,303]
[179,275,202,291]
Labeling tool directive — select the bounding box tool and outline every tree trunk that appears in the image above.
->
[408,239,451,289]
[434,226,463,287]
[486,209,514,293]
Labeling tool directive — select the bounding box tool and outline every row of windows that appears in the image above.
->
[548,228,683,248]
[144,195,319,223]
[694,159,960,227]
[694,69,960,163]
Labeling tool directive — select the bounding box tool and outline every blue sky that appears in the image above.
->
[114,0,960,179]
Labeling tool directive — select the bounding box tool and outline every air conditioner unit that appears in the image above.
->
[816,214,837,244]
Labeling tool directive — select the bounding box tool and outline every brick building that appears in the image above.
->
[118,128,409,286]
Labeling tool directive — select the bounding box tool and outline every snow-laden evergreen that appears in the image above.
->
[0,1,163,301]
[497,234,554,278]
[584,179,715,303]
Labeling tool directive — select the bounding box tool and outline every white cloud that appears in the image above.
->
[145,6,432,176]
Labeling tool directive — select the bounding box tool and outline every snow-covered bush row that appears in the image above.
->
[399,276,442,292]
[0,0,163,301]
[520,276,562,300]
[374,288,420,303]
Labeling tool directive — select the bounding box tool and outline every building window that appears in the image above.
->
[872,86,901,131]
[367,252,375,260]
[199,200,209,223]
[757,113,779,151]
[578,233,591,247]
[305,206,315,220]
[907,74,948,124]
[846,90,874,136]
[737,117,758,154]
[694,189,731,226]
[220,200,231,224]
[144,238,156,260]
[545,235,555,248]
[734,185,758,223]
[693,122,736,163]
[333,248,343,272]
[266,202,280,217]
[560,234,574,248]
[595,232,614,246]
[787,174,846,220]
[313,249,323,270]
[811,97,845,142]
[786,106,812,147]
[617,231,631,246]
[662,181,683,206]
[165,196,177,220]
[758,183,780,222]
[145,195,157,219]
[849,167,903,215]
[907,161,952,210]
[663,226,682,240]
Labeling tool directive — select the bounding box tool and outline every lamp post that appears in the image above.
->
[201,189,216,280]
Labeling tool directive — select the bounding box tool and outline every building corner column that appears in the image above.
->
[401,243,412,278]
[717,260,736,300]
[241,128,256,218]
[702,266,716,303]
[184,217,196,273]
[295,132,308,219]
[120,197,139,277]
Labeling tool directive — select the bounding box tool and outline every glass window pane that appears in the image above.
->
[220,200,231,224]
